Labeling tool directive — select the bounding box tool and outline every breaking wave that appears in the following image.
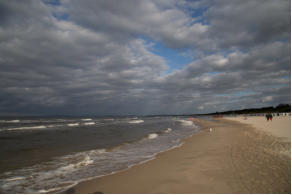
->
[6,120,20,123]
[46,124,62,128]
[84,122,95,126]
[147,133,159,139]
[7,125,47,131]
[164,128,172,133]
[0,120,20,123]
[128,119,144,124]
[177,119,194,126]
[0,151,98,194]
[81,118,92,121]
[67,123,79,127]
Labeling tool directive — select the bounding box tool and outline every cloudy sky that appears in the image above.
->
[0,0,290,116]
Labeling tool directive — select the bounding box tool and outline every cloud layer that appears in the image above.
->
[0,0,290,115]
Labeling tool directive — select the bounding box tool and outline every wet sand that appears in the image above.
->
[68,118,290,194]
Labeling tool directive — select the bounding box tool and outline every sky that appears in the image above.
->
[0,0,290,116]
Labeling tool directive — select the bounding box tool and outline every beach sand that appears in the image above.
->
[225,116,291,141]
[68,118,290,194]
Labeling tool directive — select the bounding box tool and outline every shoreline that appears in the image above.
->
[62,140,186,194]
[61,127,201,194]
[67,117,290,194]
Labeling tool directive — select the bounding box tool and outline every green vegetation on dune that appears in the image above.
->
[206,104,291,115]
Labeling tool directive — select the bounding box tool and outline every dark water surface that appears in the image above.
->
[0,116,200,193]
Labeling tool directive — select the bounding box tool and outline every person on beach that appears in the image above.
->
[266,113,273,121]
[265,114,269,121]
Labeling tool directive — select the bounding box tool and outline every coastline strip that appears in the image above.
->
[68,118,290,193]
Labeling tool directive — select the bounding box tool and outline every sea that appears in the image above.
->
[0,116,200,193]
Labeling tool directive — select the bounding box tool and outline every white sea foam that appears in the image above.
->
[67,123,79,127]
[5,120,20,123]
[148,133,159,139]
[178,119,194,126]
[84,122,95,126]
[81,118,92,121]
[128,119,144,124]
[7,125,47,131]
[13,155,93,190]
[46,124,62,128]
[164,128,172,133]
[60,148,106,162]
[42,156,93,179]
[3,177,25,182]
[88,149,107,155]
[68,156,93,168]
[38,186,69,194]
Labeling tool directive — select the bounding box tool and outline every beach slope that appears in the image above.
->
[69,118,290,194]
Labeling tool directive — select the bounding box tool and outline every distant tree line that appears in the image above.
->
[206,104,291,115]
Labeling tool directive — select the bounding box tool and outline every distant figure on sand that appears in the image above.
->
[265,114,273,121]
[265,114,269,121]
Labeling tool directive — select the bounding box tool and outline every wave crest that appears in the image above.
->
[164,128,172,133]
[128,120,144,124]
[147,133,159,139]
[84,122,95,126]
[7,125,47,131]
[81,118,92,121]
[0,120,20,123]
[177,120,194,126]
[67,123,79,127]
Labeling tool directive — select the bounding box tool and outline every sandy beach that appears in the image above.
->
[68,117,291,194]
[225,116,291,141]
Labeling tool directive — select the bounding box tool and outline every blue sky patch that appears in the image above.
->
[188,6,209,25]
[52,12,70,21]
[140,36,193,74]
[153,41,193,73]
[207,71,222,76]
[43,0,61,6]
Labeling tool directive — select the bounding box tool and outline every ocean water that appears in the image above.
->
[0,116,200,193]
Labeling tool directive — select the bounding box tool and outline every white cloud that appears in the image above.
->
[198,106,204,110]
[262,96,273,102]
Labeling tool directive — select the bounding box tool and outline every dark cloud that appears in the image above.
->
[204,0,291,49]
[0,0,290,115]
[61,0,211,49]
